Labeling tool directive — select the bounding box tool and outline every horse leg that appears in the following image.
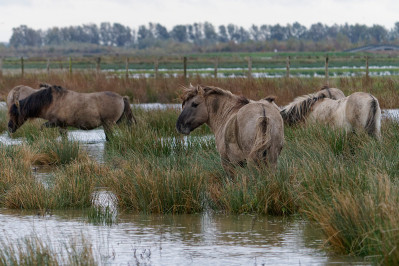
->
[42,121,68,139]
[221,156,236,178]
[103,122,114,141]
[41,121,57,129]
[59,127,68,139]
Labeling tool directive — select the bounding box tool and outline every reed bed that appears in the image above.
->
[0,92,398,262]
[0,72,398,108]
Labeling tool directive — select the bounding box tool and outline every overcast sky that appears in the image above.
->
[0,0,398,42]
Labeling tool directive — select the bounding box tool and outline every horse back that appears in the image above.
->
[48,90,125,128]
[231,102,284,159]
[7,85,39,108]
[346,92,381,137]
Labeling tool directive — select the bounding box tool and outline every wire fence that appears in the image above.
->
[1,55,398,81]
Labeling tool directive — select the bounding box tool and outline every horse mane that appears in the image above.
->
[39,83,52,89]
[11,85,67,119]
[318,85,333,98]
[319,85,330,91]
[181,85,249,108]
[281,93,326,125]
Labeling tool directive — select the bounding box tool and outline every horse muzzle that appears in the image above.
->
[7,121,17,133]
[176,123,191,135]
[8,127,16,133]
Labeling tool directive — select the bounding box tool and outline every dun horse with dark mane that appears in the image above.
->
[176,85,284,174]
[8,84,135,140]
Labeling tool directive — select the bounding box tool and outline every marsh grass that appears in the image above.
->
[30,137,82,165]
[104,116,399,261]
[106,114,214,157]
[86,205,116,226]
[0,234,96,265]
[280,121,399,263]
[50,161,109,209]
[1,101,399,261]
[8,119,59,143]
[0,110,7,133]
[102,152,212,214]
[1,73,398,108]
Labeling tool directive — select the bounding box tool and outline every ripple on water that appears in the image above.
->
[0,210,369,265]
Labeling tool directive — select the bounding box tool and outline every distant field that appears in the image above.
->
[3,51,399,78]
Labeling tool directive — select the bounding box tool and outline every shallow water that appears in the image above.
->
[0,209,369,265]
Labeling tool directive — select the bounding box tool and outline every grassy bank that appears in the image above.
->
[0,73,399,108]
[0,99,398,262]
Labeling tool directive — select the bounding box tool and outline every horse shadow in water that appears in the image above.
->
[7,84,136,141]
[176,84,284,175]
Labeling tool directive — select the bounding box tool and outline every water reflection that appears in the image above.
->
[0,209,368,265]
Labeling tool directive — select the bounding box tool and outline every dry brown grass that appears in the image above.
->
[1,73,398,108]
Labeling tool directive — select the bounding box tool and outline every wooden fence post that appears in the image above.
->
[21,56,24,78]
[247,56,252,78]
[125,57,129,80]
[286,56,290,78]
[325,54,329,83]
[154,58,159,79]
[0,57,3,77]
[46,59,50,75]
[214,58,218,78]
[69,57,72,76]
[365,56,369,79]
[96,57,101,74]
[183,56,187,80]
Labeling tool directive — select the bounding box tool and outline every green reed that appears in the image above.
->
[0,110,7,133]
[0,234,97,265]
[86,205,116,226]
[50,161,106,209]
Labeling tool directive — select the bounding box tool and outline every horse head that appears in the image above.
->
[176,85,209,135]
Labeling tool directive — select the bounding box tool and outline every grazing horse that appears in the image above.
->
[176,85,284,174]
[280,90,381,139]
[8,85,136,140]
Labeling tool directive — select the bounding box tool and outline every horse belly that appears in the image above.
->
[75,119,102,130]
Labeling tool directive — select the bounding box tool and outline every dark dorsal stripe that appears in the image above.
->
[326,88,332,98]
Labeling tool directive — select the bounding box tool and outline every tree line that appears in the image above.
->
[8,21,399,51]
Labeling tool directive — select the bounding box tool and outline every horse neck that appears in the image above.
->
[20,89,54,119]
[205,94,242,134]
[281,95,318,125]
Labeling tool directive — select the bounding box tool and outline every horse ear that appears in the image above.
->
[197,85,205,96]
[264,96,276,102]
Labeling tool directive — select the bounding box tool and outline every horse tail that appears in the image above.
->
[249,109,272,165]
[365,94,381,139]
[117,96,136,126]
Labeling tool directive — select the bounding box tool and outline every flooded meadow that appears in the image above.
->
[0,102,398,264]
